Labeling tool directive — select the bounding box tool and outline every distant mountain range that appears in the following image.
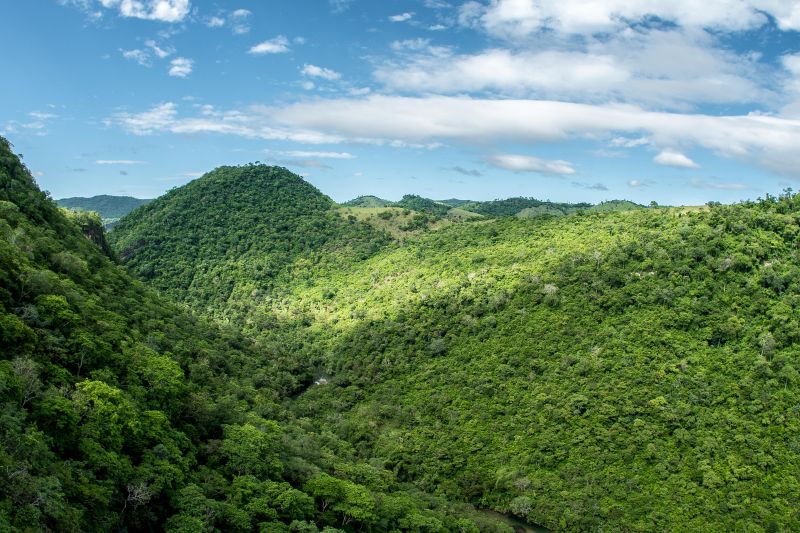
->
[56,194,151,226]
[342,194,643,218]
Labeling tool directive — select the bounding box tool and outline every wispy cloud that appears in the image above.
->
[489,154,575,175]
[329,0,353,13]
[445,165,482,177]
[2,111,59,137]
[145,40,173,59]
[282,150,354,159]
[230,9,252,34]
[121,48,150,66]
[113,102,343,144]
[205,15,224,27]
[64,0,190,22]
[690,178,749,190]
[301,64,341,81]
[628,179,656,188]
[95,159,146,165]
[572,181,608,191]
[275,159,332,170]
[205,8,252,34]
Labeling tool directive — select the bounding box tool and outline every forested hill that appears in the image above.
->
[113,158,800,531]
[56,195,151,226]
[0,137,509,532]
[109,165,390,320]
[341,195,392,208]
[275,199,800,531]
[340,195,643,218]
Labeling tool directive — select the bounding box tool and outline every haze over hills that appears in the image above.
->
[108,163,800,531]
[57,195,152,229]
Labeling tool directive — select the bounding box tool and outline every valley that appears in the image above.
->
[4,144,800,532]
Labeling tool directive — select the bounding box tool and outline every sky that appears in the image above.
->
[3,1,800,205]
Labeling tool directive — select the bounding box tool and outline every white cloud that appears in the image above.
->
[113,95,800,178]
[249,36,290,54]
[627,179,655,187]
[301,64,341,81]
[268,95,800,177]
[93,0,190,22]
[654,149,700,168]
[461,0,800,38]
[95,159,146,164]
[122,41,175,67]
[377,48,628,96]
[375,29,767,109]
[283,150,355,159]
[114,102,344,144]
[168,57,193,77]
[389,12,414,22]
[301,81,316,90]
[489,153,575,175]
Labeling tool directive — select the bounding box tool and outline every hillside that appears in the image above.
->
[108,165,391,321]
[57,195,151,226]
[341,195,393,208]
[460,197,593,217]
[0,138,508,532]
[258,201,800,531]
[43,152,800,531]
[113,169,800,531]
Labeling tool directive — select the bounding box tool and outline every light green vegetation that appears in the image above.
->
[336,206,482,239]
[0,138,510,532]
[113,164,800,531]
[9,141,800,532]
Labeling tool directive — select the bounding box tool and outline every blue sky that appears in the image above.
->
[3,0,800,204]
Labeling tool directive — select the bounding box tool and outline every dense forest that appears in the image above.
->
[0,137,516,532]
[6,135,800,532]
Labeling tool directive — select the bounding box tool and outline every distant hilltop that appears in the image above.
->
[57,194,151,227]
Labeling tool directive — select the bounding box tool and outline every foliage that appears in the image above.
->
[14,128,800,532]
[109,165,391,323]
[460,197,591,218]
[0,137,485,532]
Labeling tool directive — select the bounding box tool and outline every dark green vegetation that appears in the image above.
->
[9,136,800,532]
[57,195,151,227]
[0,138,512,532]
[109,166,388,321]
